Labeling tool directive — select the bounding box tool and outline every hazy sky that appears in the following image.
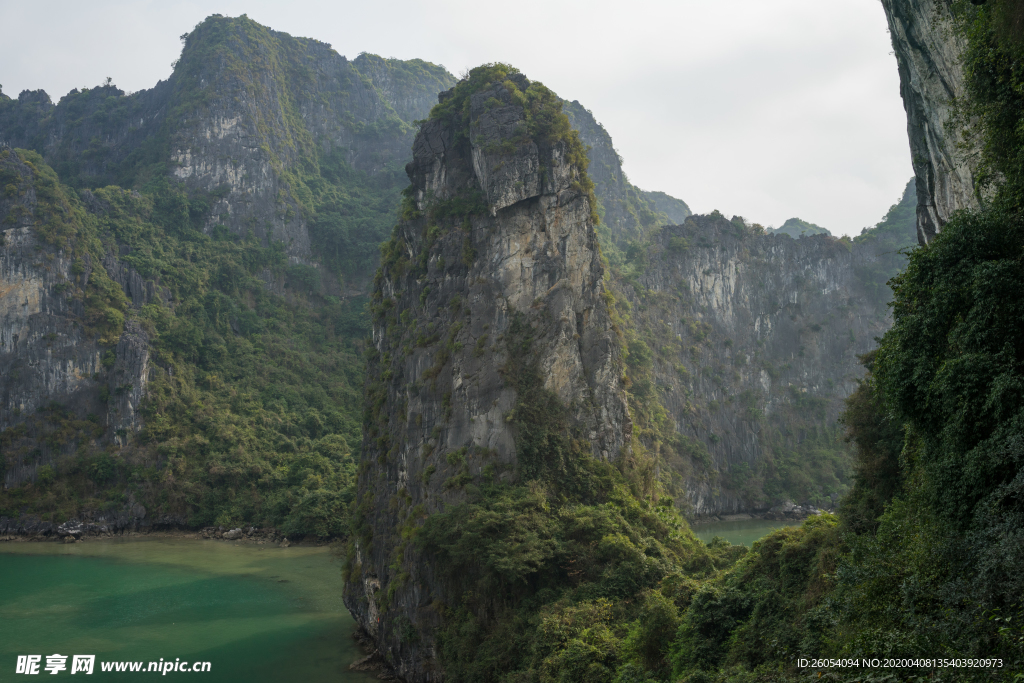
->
[0,0,911,236]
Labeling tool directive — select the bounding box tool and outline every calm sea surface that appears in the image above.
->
[0,537,375,682]
[691,518,802,547]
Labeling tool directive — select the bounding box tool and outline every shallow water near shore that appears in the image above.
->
[691,518,802,547]
[0,537,375,682]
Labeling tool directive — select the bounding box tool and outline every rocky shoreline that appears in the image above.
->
[0,513,320,547]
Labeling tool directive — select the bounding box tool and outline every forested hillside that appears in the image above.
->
[0,15,455,534]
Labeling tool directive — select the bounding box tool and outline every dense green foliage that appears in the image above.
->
[671,515,841,677]
[876,206,1024,528]
[837,351,905,535]
[768,217,830,239]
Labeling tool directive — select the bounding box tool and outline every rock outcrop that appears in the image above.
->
[882,0,981,244]
[0,150,166,486]
[344,71,630,681]
[1,153,104,459]
[0,218,104,440]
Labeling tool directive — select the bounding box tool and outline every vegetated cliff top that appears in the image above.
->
[641,189,692,224]
[418,63,599,220]
[855,177,917,249]
[768,217,831,238]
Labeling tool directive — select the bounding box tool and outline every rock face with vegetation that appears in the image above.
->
[340,60,920,679]
[882,0,982,244]
[0,150,160,481]
[0,15,454,534]
[343,65,633,679]
[1,153,106,445]
[0,15,454,284]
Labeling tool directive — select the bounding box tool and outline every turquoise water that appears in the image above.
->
[692,518,802,547]
[0,538,375,682]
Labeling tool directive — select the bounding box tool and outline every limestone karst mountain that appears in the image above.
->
[343,66,634,677]
[4,5,1003,682]
[0,14,456,531]
[0,13,914,537]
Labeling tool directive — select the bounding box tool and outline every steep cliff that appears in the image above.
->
[342,64,714,682]
[0,150,152,484]
[0,155,106,438]
[614,213,903,515]
[882,0,982,244]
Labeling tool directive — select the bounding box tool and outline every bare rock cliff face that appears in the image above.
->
[622,216,893,515]
[343,75,629,681]
[1,187,102,438]
[882,0,981,244]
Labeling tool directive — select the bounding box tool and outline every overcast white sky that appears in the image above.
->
[0,0,911,236]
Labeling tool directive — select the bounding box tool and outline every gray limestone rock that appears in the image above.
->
[626,214,894,516]
[344,72,630,682]
[882,0,982,244]
[0,151,163,484]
